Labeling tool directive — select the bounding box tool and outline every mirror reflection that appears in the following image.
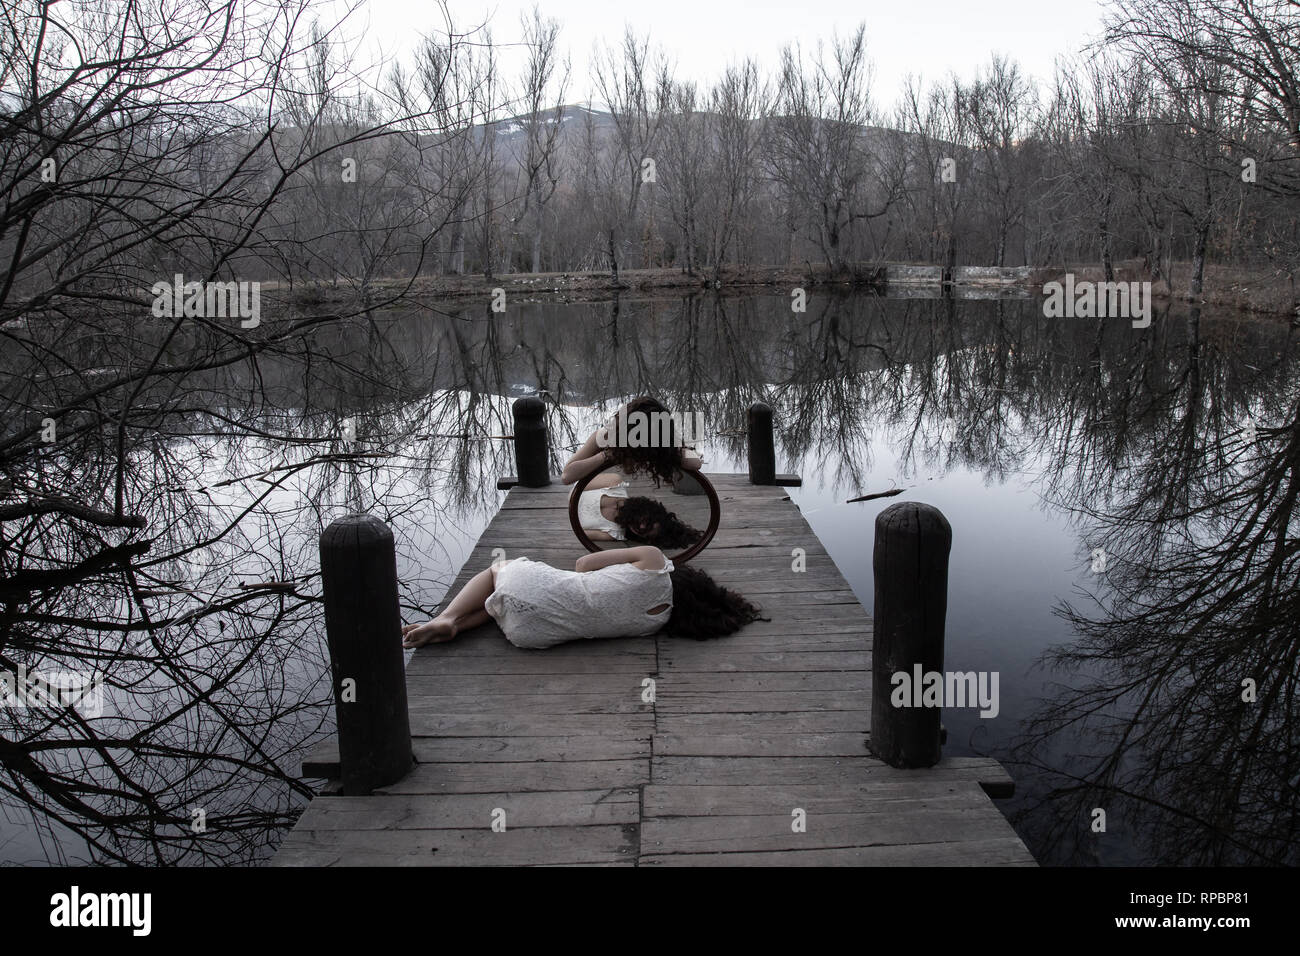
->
[574,467,712,558]
[563,397,715,559]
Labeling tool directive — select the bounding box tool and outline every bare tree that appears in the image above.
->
[962,55,1039,267]
[591,28,673,278]
[708,61,771,270]
[503,6,569,274]
[658,80,710,274]
[768,26,903,271]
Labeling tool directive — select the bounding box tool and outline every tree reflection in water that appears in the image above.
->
[1,293,1294,864]
[1014,307,1300,865]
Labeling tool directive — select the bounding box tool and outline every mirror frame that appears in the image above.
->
[568,468,721,565]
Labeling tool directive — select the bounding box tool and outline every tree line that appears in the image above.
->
[3,0,1297,313]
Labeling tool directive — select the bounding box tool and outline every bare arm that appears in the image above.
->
[561,450,610,484]
[565,427,604,467]
[561,404,635,484]
[575,545,667,573]
[561,411,614,484]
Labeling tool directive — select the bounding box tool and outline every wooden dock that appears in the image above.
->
[272,474,1035,866]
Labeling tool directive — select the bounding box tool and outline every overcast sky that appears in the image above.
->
[330,0,1113,111]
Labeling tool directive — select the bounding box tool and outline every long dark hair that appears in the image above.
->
[662,565,767,640]
[613,496,702,549]
[604,396,686,487]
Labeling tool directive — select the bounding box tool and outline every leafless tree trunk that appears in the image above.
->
[592,28,673,276]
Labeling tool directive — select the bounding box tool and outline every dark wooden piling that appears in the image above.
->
[871,501,952,768]
[746,402,801,487]
[747,402,776,485]
[512,397,551,488]
[319,515,413,794]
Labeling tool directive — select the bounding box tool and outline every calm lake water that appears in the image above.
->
[2,292,1296,866]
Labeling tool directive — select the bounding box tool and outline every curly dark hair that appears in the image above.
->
[662,565,768,640]
[613,496,702,549]
[602,396,688,487]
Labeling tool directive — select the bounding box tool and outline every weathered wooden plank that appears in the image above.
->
[498,483,573,495]
[699,551,851,567]
[662,637,867,654]
[406,695,649,715]
[300,739,340,778]
[661,634,869,653]
[290,789,640,830]
[659,650,869,673]
[310,729,652,778]
[653,732,869,757]
[408,652,655,675]
[377,759,648,794]
[712,588,859,604]
[409,714,655,737]
[655,711,871,736]
[650,755,1011,788]
[653,671,870,693]
[642,805,1021,855]
[700,621,871,637]
[273,824,639,866]
[693,564,854,581]
[694,574,860,594]
[639,837,1036,867]
[651,691,869,713]
[720,604,870,622]
[642,781,1007,816]
[413,733,649,762]
[406,631,651,658]
[404,673,658,696]
[303,724,652,775]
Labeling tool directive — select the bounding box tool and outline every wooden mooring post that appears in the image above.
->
[511,396,551,488]
[746,401,802,487]
[319,514,413,794]
[871,501,952,768]
[747,402,776,484]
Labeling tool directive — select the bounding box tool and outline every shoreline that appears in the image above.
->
[124,262,1296,321]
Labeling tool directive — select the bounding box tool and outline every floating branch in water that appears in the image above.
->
[412,434,513,440]
[846,488,905,504]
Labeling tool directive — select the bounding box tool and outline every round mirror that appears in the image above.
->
[568,466,720,564]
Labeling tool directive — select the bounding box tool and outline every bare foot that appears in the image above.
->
[402,619,457,649]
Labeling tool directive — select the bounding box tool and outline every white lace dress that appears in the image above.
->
[575,481,630,540]
[485,556,674,649]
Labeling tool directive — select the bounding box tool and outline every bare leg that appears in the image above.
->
[402,566,497,649]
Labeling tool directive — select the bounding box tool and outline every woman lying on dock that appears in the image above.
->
[561,396,701,486]
[401,546,764,649]
[576,471,703,549]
